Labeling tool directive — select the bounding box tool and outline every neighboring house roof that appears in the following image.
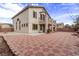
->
[12,5,52,19]
[0,23,13,28]
[57,23,64,25]
[0,23,13,25]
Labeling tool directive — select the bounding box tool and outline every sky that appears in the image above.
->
[0,3,79,25]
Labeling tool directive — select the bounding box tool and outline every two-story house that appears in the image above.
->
[12,5,56,33]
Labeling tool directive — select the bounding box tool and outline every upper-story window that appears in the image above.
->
[40,14,45,20]
[33,11,37,18]
[43,14,45,20]
[40,14,42,20]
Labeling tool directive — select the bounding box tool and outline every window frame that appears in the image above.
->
[33,11,37,18]
[24,24,25,27]
[40,14,45,20]
[32,24,38,30]
[16,22,17,30]
[26,23,28,27]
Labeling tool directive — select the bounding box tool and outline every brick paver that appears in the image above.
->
[3,32,79,56]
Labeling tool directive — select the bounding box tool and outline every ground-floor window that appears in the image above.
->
[22,23,28,28]
[32,24,38,30]
[53,27,55,31]
[26,23,28,27]
[16,22,17,30]
[19,21,21,30]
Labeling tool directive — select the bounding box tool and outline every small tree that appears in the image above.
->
[74,16,79,31]
[65,24,71,28]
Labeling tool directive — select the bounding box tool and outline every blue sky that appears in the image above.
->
[0,3,79,25]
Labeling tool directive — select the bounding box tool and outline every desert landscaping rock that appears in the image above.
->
[0,36,14,56]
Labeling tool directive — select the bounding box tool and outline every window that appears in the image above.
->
[26,23,28,27]
[40,25,42,30]
[40,14,45,20]
[40,14,42,20]
[16,18,19,30]
[32,24,38,30]
[22,23,28,27]
[33,11,37,18]
[16,22,17,30]
[19,21,21,30]
[24,24,25,27]
[17,18,19,21]
[16,18,21,30]
[22,24,23,27]
[43,14,45,20]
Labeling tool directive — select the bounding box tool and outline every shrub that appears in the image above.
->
[47,29,52,33]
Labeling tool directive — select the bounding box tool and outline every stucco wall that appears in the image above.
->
[12,7,54,33]
[13,9,29,33]
[28,8,45,33]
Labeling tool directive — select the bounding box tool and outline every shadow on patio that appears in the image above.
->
[72,33,79,38]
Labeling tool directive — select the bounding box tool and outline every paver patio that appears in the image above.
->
[2,32,79,56]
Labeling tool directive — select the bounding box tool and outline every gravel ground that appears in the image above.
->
[0,36,14,56]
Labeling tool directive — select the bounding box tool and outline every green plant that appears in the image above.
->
[47,29,52,33]
[72,15,79,31]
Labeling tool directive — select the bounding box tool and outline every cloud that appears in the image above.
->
[0,3,23,17]
[53,13,79,25]
[0,17,12,23]
[17,3,27,7]
[0,18,12,24]
[0,3,79,25]
[0,7,14,18]
[0,3,24,23]
[0,4,15,12]
[60,3,75,6]
[2,3,23,12]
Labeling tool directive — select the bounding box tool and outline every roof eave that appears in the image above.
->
[12,6,52,20]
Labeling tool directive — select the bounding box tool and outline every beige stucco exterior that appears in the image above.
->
[57,23,64,29]
[12,6,57,33]
[28,8,44,33]
[13,9,29,33]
